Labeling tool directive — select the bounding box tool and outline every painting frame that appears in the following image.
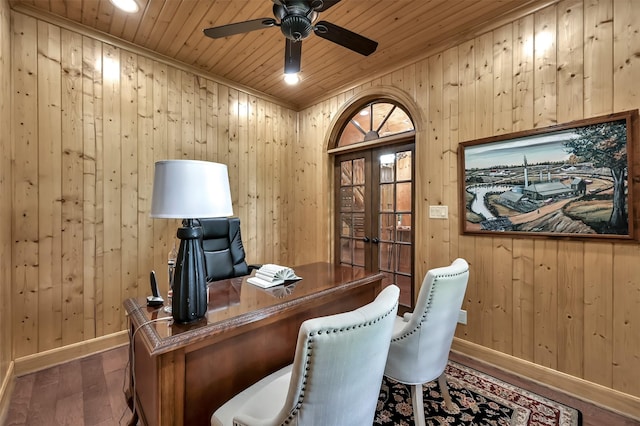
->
[458,110,639,241]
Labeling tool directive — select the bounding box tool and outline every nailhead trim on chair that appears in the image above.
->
[390,269,468,343]
[280,300,399,425]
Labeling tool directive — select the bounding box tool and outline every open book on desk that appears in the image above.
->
[247,264,301,288]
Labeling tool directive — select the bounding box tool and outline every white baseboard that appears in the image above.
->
[0,361,15,425]
[452,338,640,421]
[14,331,129,377]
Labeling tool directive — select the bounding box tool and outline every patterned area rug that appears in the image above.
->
[375,361,581,425]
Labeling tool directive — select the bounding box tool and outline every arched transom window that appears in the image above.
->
[338,101,414,147]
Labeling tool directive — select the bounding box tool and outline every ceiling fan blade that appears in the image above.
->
[314,0,342,12]
[203,18,275,39]
[314,21,377,56]
[284,39,302,74]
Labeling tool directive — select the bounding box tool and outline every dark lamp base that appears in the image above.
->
[171,219,208,324]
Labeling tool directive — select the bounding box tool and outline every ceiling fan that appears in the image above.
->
[203,0,378,74]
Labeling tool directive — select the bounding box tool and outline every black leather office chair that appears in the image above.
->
[198,217,256,282]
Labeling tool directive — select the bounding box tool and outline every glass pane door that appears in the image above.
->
[337,155,371,271]
[335,145,414,308]
[374,149,413,307]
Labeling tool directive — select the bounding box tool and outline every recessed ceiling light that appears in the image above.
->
[110,0,139,13]
[284,73,300,85]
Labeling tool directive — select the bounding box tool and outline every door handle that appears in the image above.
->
[372,237,379,244]
[362,236,370,243]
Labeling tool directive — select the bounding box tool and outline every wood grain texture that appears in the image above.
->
[37,20,63,352]
[611,0,640,395]
[456,39,479,345]
[6,345,640,426]
[8,0,563,108]
[475,32,495,350]
[9,10,298,361]
[61,28,85,346]
[120,49,138,321]
[584,0,613,117]
[441,47,458,269]
[6,347,130,426]
[0,0,12,393]
[12,12,40,358]
[533,6,558,127]
[295,0,640,409]
[101,43,122,336]
[492,24,515,355]
[511,13,536,364]
[5,0,640,419]
[556,0,585,379]
[427,53,446,270]
[125,263,384,425]
[81,35,102,341]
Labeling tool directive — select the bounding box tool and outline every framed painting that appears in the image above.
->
[458,110,639,240]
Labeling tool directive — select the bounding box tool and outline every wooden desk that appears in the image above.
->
[123,262,384,426]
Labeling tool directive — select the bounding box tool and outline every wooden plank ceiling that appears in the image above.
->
[10,0,555,109]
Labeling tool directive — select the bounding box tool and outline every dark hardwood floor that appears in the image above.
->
[5,346,131,426]
[4,345,638,425]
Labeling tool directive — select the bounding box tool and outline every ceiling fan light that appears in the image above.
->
[110,0,139,13]
[284,73,300,85]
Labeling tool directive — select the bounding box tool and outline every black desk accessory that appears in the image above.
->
[147,270,164,307]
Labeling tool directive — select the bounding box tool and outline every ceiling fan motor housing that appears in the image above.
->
[274,1,318,41]
[281,15,313,41]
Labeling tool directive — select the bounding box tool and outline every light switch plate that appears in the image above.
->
[429,205,448,219]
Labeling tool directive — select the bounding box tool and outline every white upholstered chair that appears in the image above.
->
[211,284,400,426]
[384,258,469,426]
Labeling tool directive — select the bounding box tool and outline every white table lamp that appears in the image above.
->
[151,160,233,323]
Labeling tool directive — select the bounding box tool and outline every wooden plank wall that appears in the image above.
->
[10,10,296,358]
[6,0,640,408]
[296,0,640,399]
[0,0,12,387]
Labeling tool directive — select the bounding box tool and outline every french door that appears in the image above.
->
[335,143,414,307]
